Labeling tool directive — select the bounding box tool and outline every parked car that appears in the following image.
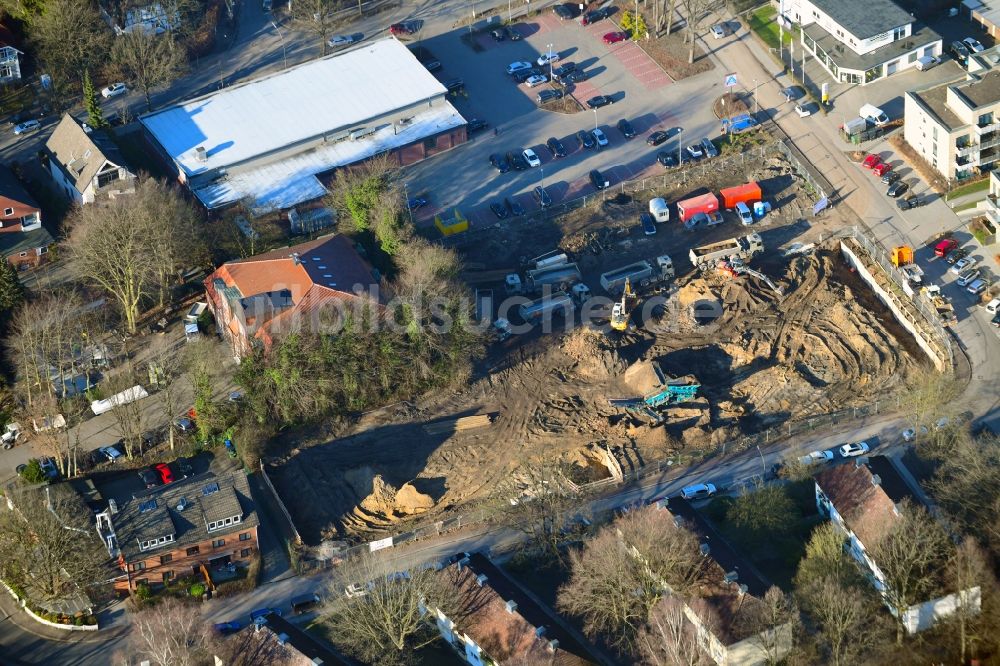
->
[957,269,981,287]
[537,52,561,66]
[896,195,921,210]
[794,103,811,117]
[12,120,40,135]
[881,170,901,185]
[536,89,563,103]
[680,483,716,500]
[686,144,704,159]
[388,20,420,35]
[466,118,488,132]
[935,238,959,257]
[951,256,978,274]
[799,450,835,465]
[407,196,428,210]
[589,169,609,190]
[291,593,321,614]
[489,153,510,173]
[138,467,161,488]
[507,151,529,170]
[640,212,657,235]
[656,150,678,167]
[647,130,669,146]
[967,278,987,295]
[506,61,532,75]
[581,6,610,24]
[175,417,195,432]
[687,211,723,228]
[327,33,363,48]
[839,441,870,457]
[490,201,509,219]
[533,186,552,208]
[551,62,577,81]
[155,462,174,484]
[513,67,543,83]
[576,129,596,149]
[711,24,726,38]
[992,312,1000,327]
[872,162,892,177]
[986,297,1000,314]
[586,95,613,109]
[546,137,566,157]
[862,153,883,169]
[101,83,128,98]
[525,74,548,87]
[700,137,718,158]
[945,247,969,264]
[213,621,243,635]
[39,457,58,479]
[963,37,985,53]
[901,427,928,442]
[505,25,521,40]
[617,118,636,139]
[592,128,609,147]
[886,180,909,198]
[249,608,282,622]
[565,70,588,83]
[780,86,804,101]
[603,31,627,44]
[505,197,525,216]
[98,445,123,462]
[950,40,971,62]
[553,3,577,19]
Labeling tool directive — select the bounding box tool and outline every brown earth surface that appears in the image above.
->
[268,248,925,545]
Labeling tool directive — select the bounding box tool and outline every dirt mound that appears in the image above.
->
[561,327,627,379]
[395,483,435,515]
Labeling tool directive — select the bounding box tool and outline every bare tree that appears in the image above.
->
[871,500,953,644]
[104,364,149,460]
[127,597,214,666]
[679,0,711,63]
[290,0,339,56]
[929,432,1000,552]
[796,575,883,666]
[0,485,108,599]
[946,537,992,664]
[210,622,299,666]
[30,0,111,90]
[497,463,584,565]
[734,586,797,665]
[112,29,187,111]
[637,596,708,666]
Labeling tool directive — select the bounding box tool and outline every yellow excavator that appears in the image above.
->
[610,278,635,331]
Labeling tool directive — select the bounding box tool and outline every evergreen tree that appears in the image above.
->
[82,69,107,129]
[0,259,24,313]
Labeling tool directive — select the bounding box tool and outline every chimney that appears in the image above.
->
[109,498,119,514]
[276,633,289,645]
[505,600,518,614]
[871,474,882,487]
[547,639,560,652]
[195,146,207,162]
[535,626,547,638]
[700,542,711,557]
[737,583,749,596]
[723,570,740,584]
[475,574,488,587]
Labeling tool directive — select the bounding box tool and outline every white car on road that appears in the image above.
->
[522,148,541,167]
[799,450,834,465]
[506,61,532,75]
[12,120,40,135]
[525,74,548,87]
[839,441,870,457]
[794,104,811,117]
[592,128,609,147]
[102,83,128,99]
[680,483,717,500]
[950,256,977,274]
[537,52,561,66]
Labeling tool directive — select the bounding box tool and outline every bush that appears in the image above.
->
[19,459,47,484]
[189,582,205,597]
[74,616,84,626]
[85,615,98,625]
[135,582,153,601]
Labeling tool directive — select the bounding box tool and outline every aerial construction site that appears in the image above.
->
[268,150,928,547]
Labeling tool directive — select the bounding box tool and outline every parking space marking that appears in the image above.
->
[533,14,564,36]
[570,81,602,103]
[605,41,673,91]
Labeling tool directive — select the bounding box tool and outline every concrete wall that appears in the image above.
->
[840,240,948,370]
[901,587,982,634]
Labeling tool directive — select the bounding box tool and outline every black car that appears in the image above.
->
[552,62,577,81]
[505,25,522,41]
[546,137,567,157]
[553,3,577,19]
[490,153,510,173]
[138,468,161,489]
[945,248,969,264]
[565,70,588,84]
[656,150,678,167]
[536,89,563,103]
[507,151,530,170]
[582,7,610,23]
[647,130,668,146]
[881,171,901,185]
[951,40,971,62]
[590,169,609,190]
[576,129,596,149]
[490,201,509,219]
[444,78,465,93]
[505,197,525,216]
[586,95,612,109]
[467,118,488,133]
[896,195,921,210]
[422,59,442,72]
[513,67,543,83]
[490,28,505,41]
[617,119,636,139]
[533,186,553,208]
[887,181,909,198]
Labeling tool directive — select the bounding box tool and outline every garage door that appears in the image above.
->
[886,60,899,75]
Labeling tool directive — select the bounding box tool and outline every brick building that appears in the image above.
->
[0,164,53,269]
[95,470,260,593]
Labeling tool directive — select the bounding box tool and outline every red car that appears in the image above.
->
[862,153,882,169]
[154,462,174,485]
[603,31,627,44]
[934,238,958,257]
[872,162,892,177]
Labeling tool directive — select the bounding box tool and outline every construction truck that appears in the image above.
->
[717,258,783,295]
[689,233,763,271]
[519,291,574,322]
[506,252,582,295]
[610,278,636,331]
[921,284,957,326]
[890,246,924,297]
[600,255,674,294]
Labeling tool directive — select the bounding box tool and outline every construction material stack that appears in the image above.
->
[609,360,701,424]
[689,233,764,270]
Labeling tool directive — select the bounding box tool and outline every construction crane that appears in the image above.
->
[610,277,635,331]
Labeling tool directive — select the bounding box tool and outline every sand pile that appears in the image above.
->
[560,327,628,379]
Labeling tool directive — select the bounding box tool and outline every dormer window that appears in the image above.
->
[3,208,12,216]
[207,514,242,531]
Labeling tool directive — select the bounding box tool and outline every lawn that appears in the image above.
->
[748,5,795,51]
[945,177,990,201]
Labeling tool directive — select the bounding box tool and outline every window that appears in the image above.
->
[133,562,146,571]
[239,532,250,542]
[212,539,225,548]
[186,546,200,556]
[3,207,12,216]
[893,26,905,41]
[160,554,172,565]
[208,521,217,531]
[240,548,252,558]
[162,572,172,583]
[17,251,26,257]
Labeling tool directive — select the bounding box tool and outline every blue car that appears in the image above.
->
[213,620,242,635]
[640,213,657,236]
[407,197,428,210]
[249,607,282,622]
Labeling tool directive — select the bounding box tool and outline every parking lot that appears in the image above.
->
[404,13,723,226]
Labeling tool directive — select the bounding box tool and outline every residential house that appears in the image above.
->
[905,63,1000,182]
[45,114,136,205]
[0,24,22,83]
[429,552,599,665]
[0,164,53,269]
[814,456,981,633]
[204,234,380,360]
[655,498,795,666]
[100,1,179,35]
[781,0,941,84]
[95,471,260,593]
[249,613,357,666]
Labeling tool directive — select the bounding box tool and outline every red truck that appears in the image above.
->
[719,182,762,209]
[676,193,719,222]
[934,238,958,257]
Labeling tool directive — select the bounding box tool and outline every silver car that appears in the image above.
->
[957,268,981,287]
[13,120,40,135]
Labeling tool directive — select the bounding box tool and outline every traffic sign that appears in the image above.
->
[724,73,738,88]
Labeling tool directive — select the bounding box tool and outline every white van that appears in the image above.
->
[915,55,940,71]
[860,103,889,126]
[649,197,670,222]
[736,202,753,225]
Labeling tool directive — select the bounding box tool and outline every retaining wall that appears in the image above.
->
[0,581,98,632]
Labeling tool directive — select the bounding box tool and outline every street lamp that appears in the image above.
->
[271,21,287,70]
[592,108,598,131]
[753,78,758,115]
[677,128,683,164]
[546,43,554,80]
[756,444,767,477]
[403,183,413,226]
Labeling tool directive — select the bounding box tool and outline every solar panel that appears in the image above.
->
[202,483,220,496]
[139,499,157,513]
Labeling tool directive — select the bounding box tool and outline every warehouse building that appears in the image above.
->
[140,37,466,213]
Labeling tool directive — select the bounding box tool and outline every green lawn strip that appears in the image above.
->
[945,177,990,201]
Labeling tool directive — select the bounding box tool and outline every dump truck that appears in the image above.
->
[676,193,719,222]
[600,255,674,294]
[922,285,957,326]
[525,262,582,292]
[719,182,762,209]
[689,233,764,270]
[519,291,574,321]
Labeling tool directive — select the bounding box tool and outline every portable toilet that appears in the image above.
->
[649,197,670,222]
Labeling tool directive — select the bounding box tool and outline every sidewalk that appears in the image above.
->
[0,585,127,644]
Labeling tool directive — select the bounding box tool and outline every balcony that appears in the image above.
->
[974,122,1000,134]
[956,143,978,157]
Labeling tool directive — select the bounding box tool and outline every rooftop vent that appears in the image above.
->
[535,626,546,637]
[176,498,189,512]
[547,639,560,653]
[202,482,220,496]
[723,570,740,584]
[475,574,488,587]
[195,146,207,162]
[505,600,518,614]
[317,265,327,270]
[871,474,882,487]
[277,633,289,645]
[738,583,749,596]
[311,256,321,261]
[700,543,711,557]
[139,499,157,513]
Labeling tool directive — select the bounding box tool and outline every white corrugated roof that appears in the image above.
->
[192,103,465,211]
[140,37,448,175]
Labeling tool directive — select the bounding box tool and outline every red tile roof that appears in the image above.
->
[815,462,900,548]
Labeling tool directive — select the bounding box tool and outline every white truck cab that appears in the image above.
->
[860,103,889,126]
